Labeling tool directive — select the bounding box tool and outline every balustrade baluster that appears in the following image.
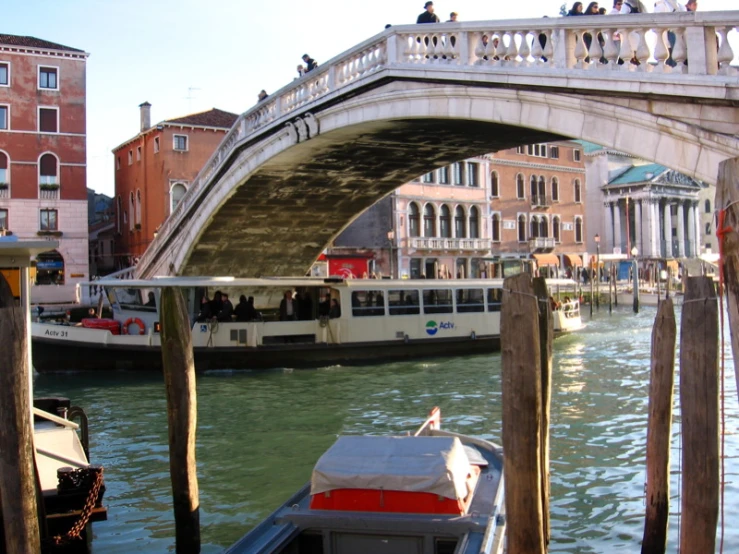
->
[717,27,735,75]
[574,30,588,68]
[403,34,415,63]
[603,29,619,68]
[531,30,544,65]
[504,32,519,66]
[519,31,532,67]
[474,32,486,65]
[653,29,670,73]
[488,32,500,66]
[618,28,633,70]
[542,30,554,66]
[586,28,603,68]
[672,28,687,72]
[635,29,651,71]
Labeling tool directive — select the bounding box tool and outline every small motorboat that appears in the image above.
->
[225,407,505,554]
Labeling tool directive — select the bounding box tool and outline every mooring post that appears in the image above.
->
[501,273,546,554]
[679,276,718,554]
[715,157,739,398]
[608,265,613,314]
[633,258,640,314]
[589,266,594,316]
[641,298,676,554]
[160,287,201,553]
[533,277,553,544]
[613,266,618,307]
[0,273,41,553]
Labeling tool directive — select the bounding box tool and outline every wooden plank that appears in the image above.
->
[679,276,719,554]
[533,277,553,544]
[641,298,676,554]
[501,273,545,554]
[715,157,739,398]
[160,287,201,553]
[0,272,41,552]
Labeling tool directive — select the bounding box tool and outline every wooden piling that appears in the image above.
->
[641,298,676,554]
[533,277,553,544]
[0,273,41,553]
[608,266,613,314]
[589,266,594,316]
[679,276,718,554]
[501,273,545,554]
[160,287,201,554]
[715,157,739,398]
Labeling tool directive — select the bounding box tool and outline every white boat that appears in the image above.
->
[31,276,582,372]
[224,407,505,554]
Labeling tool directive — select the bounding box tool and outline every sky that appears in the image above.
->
[3,0,736,197]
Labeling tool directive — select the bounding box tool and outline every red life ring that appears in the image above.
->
[123,317,146,335]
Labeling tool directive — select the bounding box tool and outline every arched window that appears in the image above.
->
[492,213,501,242]
[35,250,65,285]
[538,176,546,200]
[551,177,559,202]
[409,202,420,237]
[116,196,122,234]
[454,206,466,238]
[0,151,8,186]
[530,175,538,199]
[440,205,452,238]
[575,217,583,243]
[39,153,58,185]
[539,216,548,238]
[469,206,480,239]
[135,189,142,226]
[530,216,539,238]
[129,192,135,231]
[553,216,561,242]
[705,199,711,214]
[518,215,527,242]
[516,174,525,199]
[574,179,582,203]
[423,204,436,237]
[490,171,499,197]
[170,182,187,214]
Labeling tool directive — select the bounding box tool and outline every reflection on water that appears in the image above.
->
[34,306,737,553]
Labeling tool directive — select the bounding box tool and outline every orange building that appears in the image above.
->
[112,104,238,265]
[0,33,89,303]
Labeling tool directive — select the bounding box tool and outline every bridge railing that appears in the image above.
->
[137,12,738,277]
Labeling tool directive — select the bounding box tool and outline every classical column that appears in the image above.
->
[604,202,614,251]
[684,202,685,258]
[644,199,654,257]
[694,203,702,255]
[664,202,673,258]
[635,200,643,255]
[687,203,696,258]
[652,201,661,258]
[613,200,622,253]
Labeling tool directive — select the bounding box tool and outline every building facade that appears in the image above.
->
[330,141,587,278]
[0,34,89,303]
[113,104,238,265]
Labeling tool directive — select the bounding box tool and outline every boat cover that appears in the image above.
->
[311,435,471,501]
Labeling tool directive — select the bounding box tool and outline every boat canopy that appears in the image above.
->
[311,435,471,501]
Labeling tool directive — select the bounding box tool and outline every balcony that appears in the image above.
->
[0,187,8,199]
[529,237,555,252]
[411,237,491,251]
[530,195,551,208]
[39,184,60,200]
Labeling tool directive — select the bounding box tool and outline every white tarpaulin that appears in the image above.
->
[310,435,471,501]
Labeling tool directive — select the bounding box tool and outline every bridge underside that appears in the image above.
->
[184,119,561,277]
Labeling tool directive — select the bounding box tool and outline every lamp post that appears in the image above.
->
[594,234,600,310]
[387,230,395,279]
[631,246,639,313]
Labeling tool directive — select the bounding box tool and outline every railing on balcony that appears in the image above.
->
[529,237,555,251]
[0,188,8,200]
[530,194,551,208]
[411,237,491,251]
[39,188,59,200]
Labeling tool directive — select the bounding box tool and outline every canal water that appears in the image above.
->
[35,305,738,553]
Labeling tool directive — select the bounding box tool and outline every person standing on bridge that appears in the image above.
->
[446,12,458,22]
[685,0,696,10]
[302,54,318,73]
[417,1,440,24]
[619,0,647,13]
[567,2,584,15]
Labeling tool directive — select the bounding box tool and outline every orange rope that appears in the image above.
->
[716,208,732,554]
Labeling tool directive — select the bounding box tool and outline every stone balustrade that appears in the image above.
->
[0,188,8,199]
[529,237,556,251]
[411,237,491,251]
[137,12,739,277]
[39,189,59,201]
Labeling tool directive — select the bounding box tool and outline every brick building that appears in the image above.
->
[0,34,89,303]
[112,104,238,265]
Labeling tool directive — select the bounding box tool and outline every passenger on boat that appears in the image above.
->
[210,291,224,316]
[145,291,156,307]
[563,296,573,314]
[197,296,212,322]
[318,293,331,317]
[217,293,234,322]
[549,296,560,311]
[279,290,297,321]
[329,298,341,319]
[298,289,313,320]
[235,295,260,322]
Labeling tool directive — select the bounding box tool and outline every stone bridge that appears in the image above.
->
[135,12,739,278]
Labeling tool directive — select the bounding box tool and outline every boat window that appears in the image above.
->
[487,288,503,312]
[111,287,157,312]
[435,539,459,554]
[456,289,484,313]
[350,290,385,317]
[388,289,420,315]
[387,290,421,315]
[423,289,453,314]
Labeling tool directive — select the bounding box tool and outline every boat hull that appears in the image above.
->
[32,334,500,372]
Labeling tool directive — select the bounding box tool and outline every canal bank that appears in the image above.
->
[34,305,737,553]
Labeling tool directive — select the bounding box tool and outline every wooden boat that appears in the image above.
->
[224,407,505,554]
[31,276,582,372]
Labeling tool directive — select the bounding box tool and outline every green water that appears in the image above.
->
[34,306,738,553]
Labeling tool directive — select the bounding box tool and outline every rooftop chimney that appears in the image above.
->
[139,101,151,132]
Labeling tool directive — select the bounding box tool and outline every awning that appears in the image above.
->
[564,254,582,267]
[666,260,679,273]
[532,253,560,267]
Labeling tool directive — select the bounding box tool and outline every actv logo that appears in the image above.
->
[425,320,455,335]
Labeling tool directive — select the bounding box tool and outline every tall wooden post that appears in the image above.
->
[679,276,718,554]
[715,158,739,398]
[0,273,41,553]
[589,266,594,316]
[533,278,553,544]
[501,273,545,554]
[641,298,676,554]
[613,266,618,306]
[608,266,613,314]
[160,287,201,553]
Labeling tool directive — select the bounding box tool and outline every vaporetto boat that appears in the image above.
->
[31,276,582,372]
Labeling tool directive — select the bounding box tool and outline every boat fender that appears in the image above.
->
[123,317,146,335]
[404,334,409,344]
[470,331,476,340]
